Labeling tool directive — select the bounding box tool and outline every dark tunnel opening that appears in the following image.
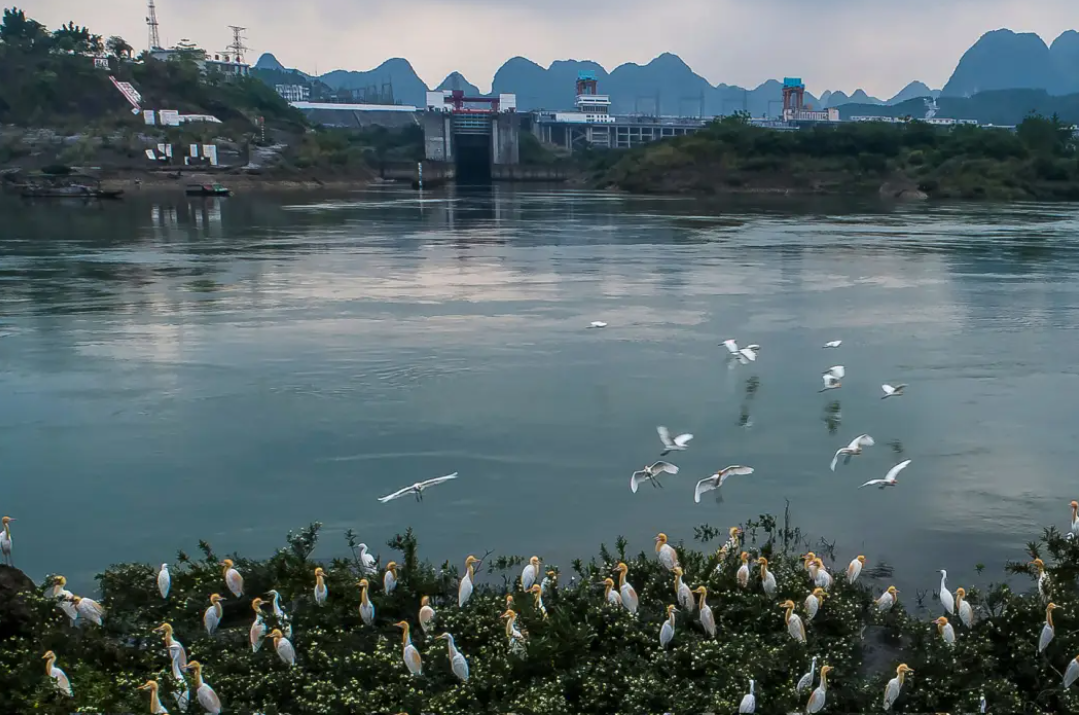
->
[454,134,492,185]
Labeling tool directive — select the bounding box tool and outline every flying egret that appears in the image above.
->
[458,555,479,607]
[529,584,547,619]
[42,650,72,697]
[736,552,751,588]
[183,661,221,714]
[813,559,833,591]
[657,425,693,456]
[378,473,458,503]
[419,595,436,634]
[694,466,755,503]
[266,589,292,637]
[249,597,267,652]
[203,594,224,637]
[758,557,777,598]
[883,664,913,711]
[955,587,975,628]
[823,340,842,349]
[659,604,677,648]
[614,562,639,614]
[152,623,187,681]
[1039,602,1061,653]
[157,564,171,600]
[939,570,955,615]
[1071,501,1079,538]
[521,556,541,591]
[721,339,761,365]
[436,633,469,682]
[797,656,818,695]
[831,434,875,471]
[859,459,912,489]
[589,321,608,329]
[221,559,243,598]
[655,533,680,571]
[139,680,169,714]
[1065,655,1079,688]
[0,516,13,566]
[269,628,296,667]
[1031,558,1050,601]
[603,577,622,606]
[806,665,833,714]
[805,587,827,621]
[314,567,328,606]
[738,679,756,713]
[383,562,399,594]
[693,586,716,637]
[881,384,907,399]
[394,621,422,675]
[820,366,844,392]
[934,616,956,646]
[876,586,898,612]
[631,461,679,492]
[357,579,376,626]
[72,596,105,626]
[780,599,806,642]
[356,544,377,574]
[846,555,866,584]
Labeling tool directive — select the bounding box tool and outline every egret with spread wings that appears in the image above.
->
[379,473,458,503]
[820,366,845,392]
[859,460,911,489]
[694,466,755,503]
[831,434,874,471]
[657,425,693,456]
[631,462,679,493]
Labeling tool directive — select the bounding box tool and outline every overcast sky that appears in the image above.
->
[29,0,1077,97]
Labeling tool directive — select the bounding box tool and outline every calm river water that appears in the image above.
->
[2,186,1077,594]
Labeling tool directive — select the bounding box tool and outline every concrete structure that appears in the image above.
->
[290,101,420,129]
[150,46,250,78]
[784,108,840,122]
[419,90,520,179]
[275,84,309,102]
[782,78,806,115]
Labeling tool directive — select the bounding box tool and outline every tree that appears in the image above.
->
[1017,112,1074,157]
[51,21,101,55]
[106,35,132,59]
[0,7,47,49]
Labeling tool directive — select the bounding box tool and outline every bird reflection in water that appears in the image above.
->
[739,376,760,429]
[822,401,842,435]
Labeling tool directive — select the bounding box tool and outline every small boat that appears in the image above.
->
[186,183,231,197]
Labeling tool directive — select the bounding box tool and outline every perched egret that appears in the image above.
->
[384,562,399,595]
[780,599,806,642]
[758,557,777,598]
[221,559,243,598]
[48,576,78,625]
[603,577,622,607]
[203,594,224,637]
[693,586,716,637]
[266,589,291,637]
[938,570,955,615]
[157,564,171,600]
[614,562,639,614]
[458,555,479,607]
[0,516,14,566]
[631,461,680,493]
[529,584,547,618]
[314,567,328,606]
[152,623,187,681]
[657,425,694,456]
[1039,602,1061,653]
[736,552,751,588]
[980,691,987,713]
[356,543,377,575]
[1031,558,1050,601]
[806,665,833,714]
[955,587,975,628]
[184,661,221,714]
[394,621,422,675]
[876,586,899,612]
[672,567,695,613]
[249,598,267,652]
[738,679,756,713]
[934,616,956,646]
[719,526,743,559]
[436,633,469,682]
[859,459,912,490]
[659,604,677,648]
[540,570,557,596]
[357,579,376,626]
[883,664,913,711]
[694,466,755,503]
[813,559,833,591]
[419,595,436,634]
[805,587,827,621]
[72,595,105,626]
[881,384,907,399]
[831,434,874,471]
[655,533,680,571]
[501,609,526,653]
[167,654,189,713]
[1065,655,1079,688]
[805,553,819,580]
[521,556,541,591]
[797,656,818,694]
[1071,501,1079,538]
[139,680,169,714]
[823,340,842,349]
[269,628,296,667]
[42,650,72,697]
[820,366,844,392]
[846,555,866,584]
[378,473,458,503]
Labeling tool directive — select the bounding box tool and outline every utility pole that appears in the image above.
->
[227,25,248,64]
[146,0,162,51]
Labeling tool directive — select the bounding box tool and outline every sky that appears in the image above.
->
[28,0,1078,98]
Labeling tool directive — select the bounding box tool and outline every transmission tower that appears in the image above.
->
[227,26,248,64]
[146,0,162,50]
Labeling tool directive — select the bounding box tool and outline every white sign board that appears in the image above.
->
[202,145,218,166]
[159,109,181,127]
[144,149,157,160]
[143,110,156,126]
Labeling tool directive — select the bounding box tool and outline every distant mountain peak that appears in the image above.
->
[255,53,285,71]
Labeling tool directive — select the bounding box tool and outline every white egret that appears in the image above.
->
[356,543,377,575]
[221,559,243,598]
[934,616,956,646]
[458,555,479,607]
[659,604,677,648]
[314,567,328,606]
[357,579,376,626]
[846,555,866,584]
[48,576,78,625]
[202,593,224,637]
[813,559,833,591]
[797,656,818,694]
[820,366,844,392]
[804,552,819,580]
[736,552,751,588]
[631,461,679,493]
[529,584,547,619]
[1065,655,1079,688]
[805,587,827,621]
[694,466,755,503]
[419,595,436,634]
[693,586,716,637]
[614,562,639,614]
[72,595,105,626]
[758,557,777,598]
[830,434,874,471]
[43,650,72,697]
[718,526,743,559]
[738,679,756,713]
[394,621,423,675]
[655,533,680,571]
[603,578,622,607]
[955,587,975,628]
[980,691,987,713]
[521,556,541,591]
[883,663,913,711]
[657,425,693,456]
[1031,558,1050,601]
[589,321,608,329]
[501,609,526,653]
[939,569,955,615]
[378,473,458,503]
[721,339,760,365]
[0,516,13,566]
[184,661,222,714]
[249,597,267,652]
[436,632,469,682]
[876,586,898,612]
[167,652,190,713]
[673,567,695,613]
[1039,602,1061,653]
[1071,501,1079,538]
[540,569,557,596]
[269,628,296,667]
[780,599,806,642]
[823,340,842,349]
[266,589,292,637]
[881,384,907,399]
[139,679,170,714]
[152,623,187,681]
[383,562,399,594]
[859,459,911,489]
[157,564,171,600]
[806,665,833,714]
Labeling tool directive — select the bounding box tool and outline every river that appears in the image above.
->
[1,186,1076,595]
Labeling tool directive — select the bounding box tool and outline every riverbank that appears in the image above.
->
[0,511,1074,714]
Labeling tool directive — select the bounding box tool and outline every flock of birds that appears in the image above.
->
[6,332,1079,714]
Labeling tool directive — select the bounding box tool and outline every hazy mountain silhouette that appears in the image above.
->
[1050,31,1079,94]
[941,29,1068,97]
[839,89,1079,125]
[436,72,480,95]
[886,81,939,104]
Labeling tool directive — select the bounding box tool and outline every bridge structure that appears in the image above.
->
[423,90,520,181]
